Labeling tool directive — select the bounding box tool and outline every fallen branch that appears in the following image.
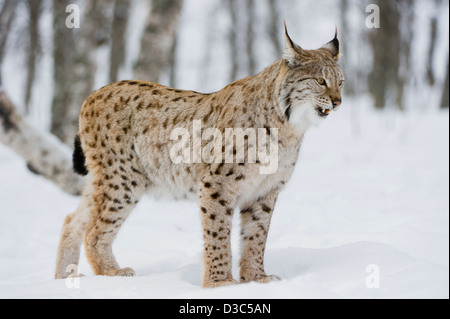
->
[0,87,84,196]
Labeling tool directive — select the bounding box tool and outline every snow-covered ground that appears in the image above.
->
[0,102,448,299]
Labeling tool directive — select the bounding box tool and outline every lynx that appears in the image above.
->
[55,26,344,288]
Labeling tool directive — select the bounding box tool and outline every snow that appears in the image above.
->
[0,101,448,299]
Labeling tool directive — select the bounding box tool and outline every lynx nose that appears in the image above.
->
[332,98,342,109]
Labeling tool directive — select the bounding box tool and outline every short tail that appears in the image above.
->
[73,135,88,176]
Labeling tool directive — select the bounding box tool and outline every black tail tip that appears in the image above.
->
[73,135,88,176]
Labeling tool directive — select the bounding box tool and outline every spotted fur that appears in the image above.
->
[55,28,344,288]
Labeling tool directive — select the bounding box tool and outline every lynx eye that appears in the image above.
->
[339,80,345,87]
[317,78,326,86]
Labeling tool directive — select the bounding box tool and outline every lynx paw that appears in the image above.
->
[240,273,281,284]
[254,275,281,284]
[105,267,136,277]
[203,279,239,288]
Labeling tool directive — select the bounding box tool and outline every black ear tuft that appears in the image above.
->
[73,135,88,176]
[283,21,304,67]
[321,28,340,61]
[284,20,296,51]
[331,29,340,54]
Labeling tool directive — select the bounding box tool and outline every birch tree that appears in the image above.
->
[50,0,76,143]
[51,0,113,145]
[0,0,17,66]
[134,0,183,82]
[109,0,131,83]
[24,0,43,112]
[441,57,449,109]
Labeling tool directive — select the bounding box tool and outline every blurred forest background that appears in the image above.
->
[0,0,449,194]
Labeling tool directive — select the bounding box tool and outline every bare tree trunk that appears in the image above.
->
[0,86,84,196]
[246,0,256,76]
[367,0,416,111]
[426,17,438,86]
[339,0,356,96]
[168,32,178,88]
[0,0,17,65]
[50,0,76,143]
[339,0,361,138]
[369,0,401,110]
[51,0,113,145]
[396,0,415,111]
[427,0,445,87]
[109,0,130,83]
[134,0,184,83]
[267,0,282,58]
[245,0,256,75]
[25,0,43,113]
[227,0,238,82]
[66,0,113,145]
[441,57,449,109]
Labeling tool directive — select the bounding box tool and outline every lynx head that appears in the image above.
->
[280,24,345,127]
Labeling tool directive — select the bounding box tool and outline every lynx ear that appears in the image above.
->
[321,27,340,61]
[283,22,304,67]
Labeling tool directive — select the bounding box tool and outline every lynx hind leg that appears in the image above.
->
[55,183,93,279]
[84,167,149,277]
[239,190,281,284]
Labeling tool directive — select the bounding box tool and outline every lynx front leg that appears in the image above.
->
[239,190,280,284]
[199,180,238,288]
